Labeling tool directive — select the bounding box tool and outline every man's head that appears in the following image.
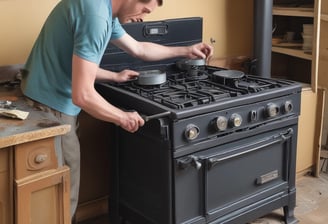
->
[114,0,163,23]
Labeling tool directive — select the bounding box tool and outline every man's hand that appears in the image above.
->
[118,110,145,133]
[188,43,214,64]
[113,69,139,82]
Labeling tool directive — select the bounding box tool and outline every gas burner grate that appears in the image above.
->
[110,66,295,110]
[150,87,233,109]
[234,76,284,93]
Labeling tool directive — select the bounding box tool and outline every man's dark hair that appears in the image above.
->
[140,0,163,6]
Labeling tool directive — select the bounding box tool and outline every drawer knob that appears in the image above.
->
[34,154,48,163]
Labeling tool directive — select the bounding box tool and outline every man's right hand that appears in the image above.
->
[119,110,145,133]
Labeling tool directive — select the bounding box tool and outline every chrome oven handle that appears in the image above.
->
[176,155,202,170]
[207,128,295,170]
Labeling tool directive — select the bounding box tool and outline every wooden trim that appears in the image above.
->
[273,6,315,17]
[0,125,71,149]
[271,46,313,60]
[314,88,326,176]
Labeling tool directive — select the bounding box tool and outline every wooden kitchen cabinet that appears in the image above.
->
[271,0,320,91]
[0,147,13,224]
[1,136,71,224]
[15,166,70,224]
[270,0,328,176]
[14,139,70,224]
[271,0,327,175]
[0,90,71,224]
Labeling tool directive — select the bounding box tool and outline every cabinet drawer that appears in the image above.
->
[14,138,58,179]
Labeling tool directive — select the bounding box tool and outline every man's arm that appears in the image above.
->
[71,54,144,132]
[95,67,139,82]
[111,33,213,62]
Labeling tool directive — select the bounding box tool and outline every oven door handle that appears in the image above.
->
[207,128,294,170]
[176,155,202,170]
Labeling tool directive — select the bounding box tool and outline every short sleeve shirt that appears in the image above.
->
[21,0,125,115]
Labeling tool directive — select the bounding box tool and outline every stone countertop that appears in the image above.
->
[0,86,70,148]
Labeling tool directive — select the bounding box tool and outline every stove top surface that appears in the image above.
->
[107,64,300,110]
[97,18,301,118]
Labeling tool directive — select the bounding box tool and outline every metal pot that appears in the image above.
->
[176,58,206,70]
[136,70,167,85]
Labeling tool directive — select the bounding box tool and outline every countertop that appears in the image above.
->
[0,86,70,148]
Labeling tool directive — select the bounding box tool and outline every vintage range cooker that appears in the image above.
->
[96,17,301,224]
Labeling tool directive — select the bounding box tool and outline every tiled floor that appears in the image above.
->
[79,172,328,224]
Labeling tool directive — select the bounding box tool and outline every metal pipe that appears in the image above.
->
[253,0,273,78]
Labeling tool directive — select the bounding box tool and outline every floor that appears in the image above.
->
[250,171,328,224]
[79,171,328,224]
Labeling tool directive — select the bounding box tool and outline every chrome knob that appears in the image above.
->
[266,103,279,117]
[213,116,228,131]
[185,124,200,140]
[230,113,242,128]
[284,100,293,113]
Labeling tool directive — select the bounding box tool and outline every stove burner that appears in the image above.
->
[213,70,245,79]
[185,68,208,80]
[176,58,208,81]
[212,70,245,85]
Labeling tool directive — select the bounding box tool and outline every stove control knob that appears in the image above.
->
[229,113,242,128]
[185,124,200,141]
[213,116,228,131]
[284,100,293,113]
[266,103,280,117]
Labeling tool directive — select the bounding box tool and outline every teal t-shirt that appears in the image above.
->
[21,0,125,116]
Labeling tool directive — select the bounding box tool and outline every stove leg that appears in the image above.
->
[283,206,298,224]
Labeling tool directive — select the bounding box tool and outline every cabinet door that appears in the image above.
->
[0,148,13,224]
[15,166,70,224]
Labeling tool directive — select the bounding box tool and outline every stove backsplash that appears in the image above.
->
[100,17,203,72]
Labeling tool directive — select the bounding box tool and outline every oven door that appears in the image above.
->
[174,125,297,224]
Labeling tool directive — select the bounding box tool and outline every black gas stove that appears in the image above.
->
[96,17,301,224]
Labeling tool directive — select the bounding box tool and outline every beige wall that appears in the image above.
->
[0,0,60,65]
[0,0,253,66]
[147,0,254,59]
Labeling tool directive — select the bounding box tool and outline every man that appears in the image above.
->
[21,0,213,219]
